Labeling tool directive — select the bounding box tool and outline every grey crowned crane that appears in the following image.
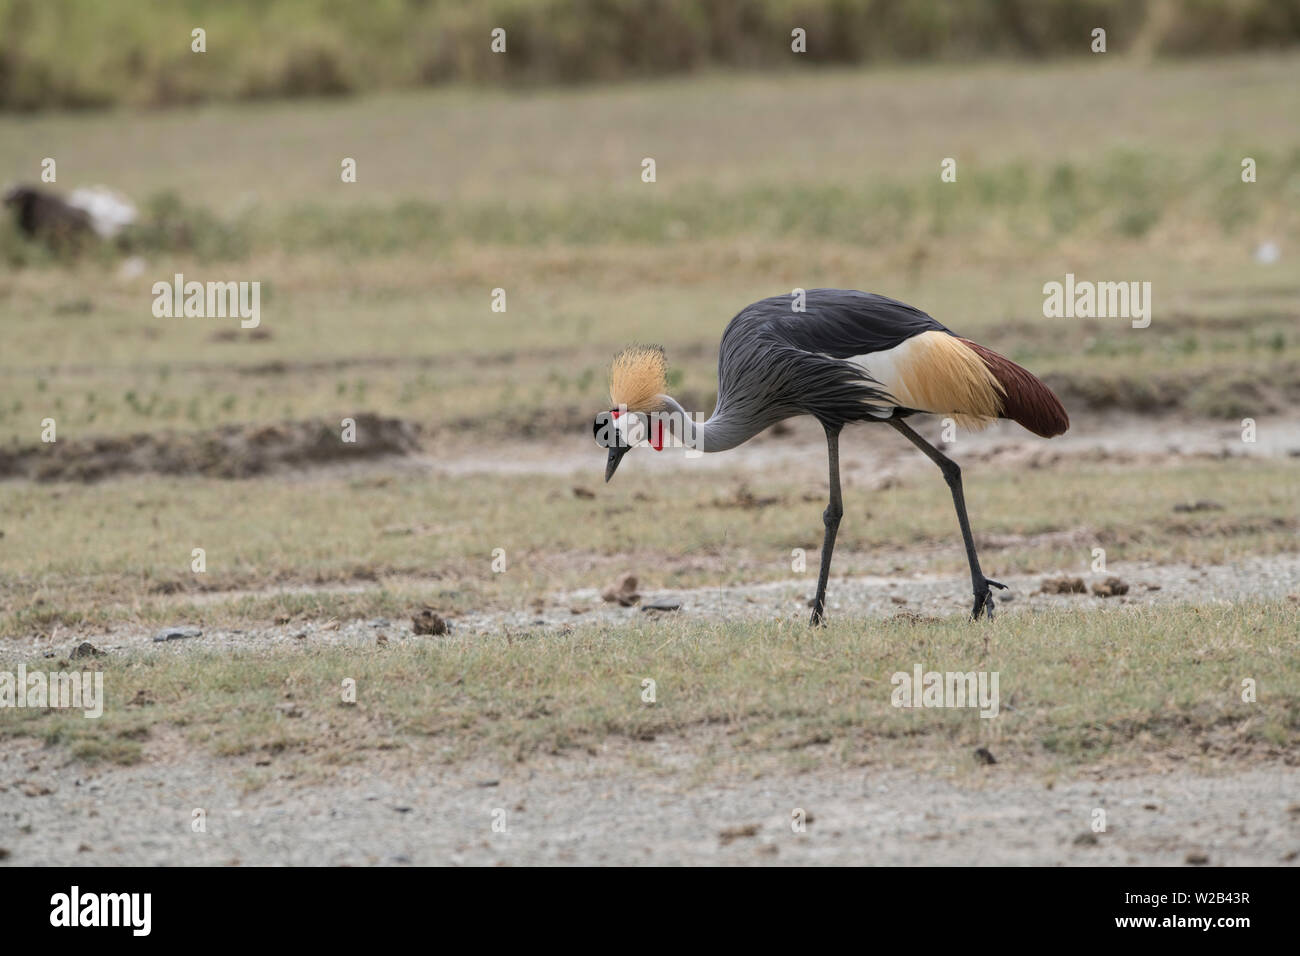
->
[593,289,1069,625]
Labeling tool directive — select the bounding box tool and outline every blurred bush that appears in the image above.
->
[1,0,1297,111]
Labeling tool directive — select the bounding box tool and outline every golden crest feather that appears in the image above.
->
[608,345,668,412]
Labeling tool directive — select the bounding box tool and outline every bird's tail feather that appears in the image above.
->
[959,338,1069,438]
[861,330,1002,432]
[860,330,1069,437]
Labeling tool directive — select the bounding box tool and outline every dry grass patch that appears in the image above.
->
[4,601,1296,774]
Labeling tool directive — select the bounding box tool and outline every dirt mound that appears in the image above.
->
[0,414,422,482]
[1044,361,1300,419]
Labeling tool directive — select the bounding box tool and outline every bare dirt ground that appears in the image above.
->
[2,409,1295,486]
[3,734,1297,866]
[429,412,1300,483]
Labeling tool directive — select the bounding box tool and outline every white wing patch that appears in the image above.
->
[846,331,1003,428]
[847,338,914,413]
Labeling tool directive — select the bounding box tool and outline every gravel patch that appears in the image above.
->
[2,736,1295,865]
[6,554,1295,664]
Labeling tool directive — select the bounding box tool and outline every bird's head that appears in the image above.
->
[593,344,668,482]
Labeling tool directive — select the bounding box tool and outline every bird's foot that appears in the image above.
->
[971,578,1007,621]
[809,602,828,627]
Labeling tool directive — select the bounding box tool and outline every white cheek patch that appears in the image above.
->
[616,412,648,446]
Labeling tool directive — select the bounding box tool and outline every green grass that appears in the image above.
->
[6,54,1299,206]
[5,600,1296,772]
[2,1,1290,110]
[14,144,1298,255]
[0,246,1296,446]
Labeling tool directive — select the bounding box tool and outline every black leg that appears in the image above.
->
[809,423,844,626]
[889,419,1006,620]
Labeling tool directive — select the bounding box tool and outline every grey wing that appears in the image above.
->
[714,289,942,427]
[756,288,953,358]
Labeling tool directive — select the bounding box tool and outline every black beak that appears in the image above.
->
[605,444,630,482]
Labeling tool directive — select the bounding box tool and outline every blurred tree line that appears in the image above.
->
[1,0,1297,110]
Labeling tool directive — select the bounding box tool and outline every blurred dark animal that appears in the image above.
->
[3,185,94,248]
[4,185,137,252]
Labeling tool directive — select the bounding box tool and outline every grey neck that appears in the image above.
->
[656,394,756,453]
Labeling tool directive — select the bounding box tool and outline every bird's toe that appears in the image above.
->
[971,587,997,621]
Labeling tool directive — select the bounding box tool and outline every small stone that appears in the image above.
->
[70,641,104,659]
[641,599,681,612]
[1073,832,1099,846]
[152,626,201,642]
[1185,850,1210,865]
[718,824,761,845]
